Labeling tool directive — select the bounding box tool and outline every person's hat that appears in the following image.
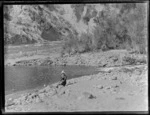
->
[61,70,65,74]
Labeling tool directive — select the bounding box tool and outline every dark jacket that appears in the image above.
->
[61,73,67,81]
[59,73,67,86]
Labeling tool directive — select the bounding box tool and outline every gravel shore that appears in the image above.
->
[5,64,148,112]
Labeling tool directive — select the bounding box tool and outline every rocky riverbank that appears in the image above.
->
[4,45,148,112]
[5,64,148,112]
[5,50,147,67]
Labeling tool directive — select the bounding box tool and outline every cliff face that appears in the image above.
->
[4,4,106,45]
[4,3,147,54]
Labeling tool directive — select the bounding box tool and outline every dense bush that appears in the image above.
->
[122,55,147,65]
[62,3,147,55]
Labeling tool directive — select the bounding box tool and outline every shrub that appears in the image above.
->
[61,34,78,55]
[122,56,137,65]
[122,55,146,65]
[78,33,92,52]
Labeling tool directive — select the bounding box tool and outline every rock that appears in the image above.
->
[6,63,11,66]
[106,86,111,90]
[21,93,42,104]
[62,63,67,66]
[112,89,117,93]
[13,99,20,105]
[87,76,92,80]
[64,89,70,96]
[40,60,53,66]
[8,98,12,101]
[19,98,27,105]
[47,88,57,96]
[44,85,51,92]
[115,97,125,100]
[27,93,32,96]
[60,90,66,95]
[17,96,26,104]
[135,76,142,82]
[38,93,46,100]
[31,93,38,99]
[28,63,32,66]
[13,64,16,66]
[70,79,77,83]
[58,89,71,97]
[26,98,32,104]
[134,69,142,75]
[5,98,20,107]
[103,64,107,67]
[82,92,96,99]
[39,86,51,93]
[94,85,104,89]
[107,70,112,73]
[128,91,135,96]
[113,58,118,62]
[112,77,117,80]
[113,85,119,88]
[35,97,42,103]
[5,99,15,107]
[67,80,77,86]
[23,92,40,104]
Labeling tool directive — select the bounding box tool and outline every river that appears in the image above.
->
[5,65,99,95]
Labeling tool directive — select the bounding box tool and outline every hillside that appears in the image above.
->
[4,3,148,54]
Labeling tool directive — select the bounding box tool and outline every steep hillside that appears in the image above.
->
[4,4,103,44]
[4,3,147,54]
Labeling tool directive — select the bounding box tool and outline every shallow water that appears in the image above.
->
[5,65,98,95]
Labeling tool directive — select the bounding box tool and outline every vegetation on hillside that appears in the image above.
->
[4,3,148,54]
[62,3,147,55]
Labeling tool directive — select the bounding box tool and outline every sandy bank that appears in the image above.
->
[5,64,148,112]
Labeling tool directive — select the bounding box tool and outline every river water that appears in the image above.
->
[5,65,98,95]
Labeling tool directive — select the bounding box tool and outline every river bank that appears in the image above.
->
[5,41,147,67]
[5,64,148,112]
[5,49,147,68]
[5,65,99,96]
[4,43,148,112]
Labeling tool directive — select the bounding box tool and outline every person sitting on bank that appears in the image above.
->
[56,70,67,88]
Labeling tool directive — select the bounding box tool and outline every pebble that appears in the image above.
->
[113,85,119,88]
[106,86,111,89]
[6,99,15,107]
[134,70,142,75]
[8,98,12,101]
[115,97,125,100]
[64,89,70,96]
[38,93,45,100]
[47,89,57,96]
[112,77,117,80]
[94,85,104,89]
[82,92,96,99]
[87,76,92,80]
[35,97,42,103]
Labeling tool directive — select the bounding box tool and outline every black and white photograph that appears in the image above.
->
[3,0,148,112]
